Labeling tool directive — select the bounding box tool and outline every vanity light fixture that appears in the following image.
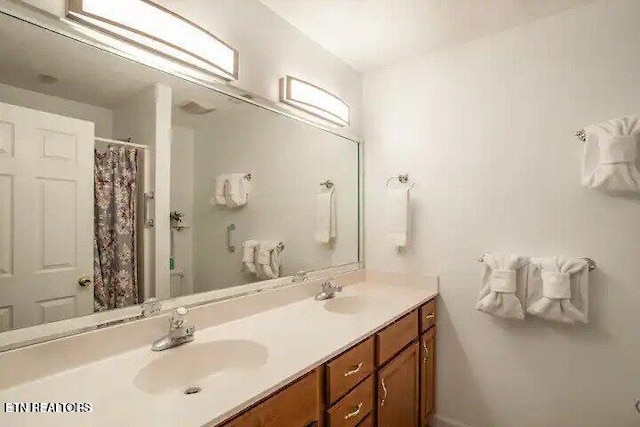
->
[279,75,350,127]
[66,0,239,81]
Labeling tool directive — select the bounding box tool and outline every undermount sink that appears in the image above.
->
[323,295,376,315]
[134,339,269,394]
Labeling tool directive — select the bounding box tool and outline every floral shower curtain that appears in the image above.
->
[93,146,139,311]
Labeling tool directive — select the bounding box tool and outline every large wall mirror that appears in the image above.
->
[0,6,360,348]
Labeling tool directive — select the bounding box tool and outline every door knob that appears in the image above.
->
[78,276,92,287]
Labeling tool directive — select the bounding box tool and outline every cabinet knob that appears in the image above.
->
[78,276,92,287]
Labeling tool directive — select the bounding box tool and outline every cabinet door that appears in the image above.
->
[420,328,436,426]
[377,342,419,427]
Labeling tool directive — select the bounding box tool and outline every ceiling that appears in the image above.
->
[260,0,595,72]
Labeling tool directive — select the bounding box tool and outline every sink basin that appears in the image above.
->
[134,339,269,394]
[324,295,376,315]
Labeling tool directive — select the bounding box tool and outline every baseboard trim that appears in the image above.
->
[433,414,474,427]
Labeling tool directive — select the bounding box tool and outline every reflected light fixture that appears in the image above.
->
[66,0,239,81]
[279,76,350,127]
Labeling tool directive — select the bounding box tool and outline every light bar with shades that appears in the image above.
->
[66,0,239,81]
[279,76,350,127]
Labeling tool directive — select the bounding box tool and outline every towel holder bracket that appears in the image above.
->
[575,129,587,142]
[320,180,334,189]
[386,174,414,190]
[477,253,597,271]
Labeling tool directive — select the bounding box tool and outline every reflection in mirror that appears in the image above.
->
[0,10,359,338]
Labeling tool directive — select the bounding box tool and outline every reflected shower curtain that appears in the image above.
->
[93,146,139,311]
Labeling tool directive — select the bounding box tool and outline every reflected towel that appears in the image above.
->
[257,241,280,279]
[226,173,250,207]
[476,253,528,320]
[387,188,409,247]
[212,175,228,206]
[242,240,260,274]
[526,256,588,324]
[315,189,336,243]
[581,115,640,192]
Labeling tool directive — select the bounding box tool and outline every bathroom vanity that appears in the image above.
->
[216,297,437,427]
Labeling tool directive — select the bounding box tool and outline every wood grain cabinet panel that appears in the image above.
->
[420,327,436,426]
[220,369,319,427]
[326,375,373,427]
[356,414,373,427]
[376,310,419,366]
[326,336,374,405]
[377,342,420,427]
[420,299,437,333]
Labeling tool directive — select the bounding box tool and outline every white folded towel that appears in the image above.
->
[256,241,280,279]
[387,188,409,247]
[581,114,640,192]
[226,173,250,207]
[315,189,336,244]
[526,256,588,324]
[476,253,529,320]
[242,240,260,274]
[212,175,229,206]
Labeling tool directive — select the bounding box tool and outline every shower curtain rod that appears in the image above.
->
[95,137,151,150]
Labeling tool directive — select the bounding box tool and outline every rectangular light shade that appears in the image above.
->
[66,0,238,81]
[279,76,350,127]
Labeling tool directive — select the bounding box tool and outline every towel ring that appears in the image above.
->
[386,174,415,190]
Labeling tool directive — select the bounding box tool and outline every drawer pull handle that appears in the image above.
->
[425,313,435,319]
[344,362,363,377]
[344,402,363,420]
[380,377,388,406]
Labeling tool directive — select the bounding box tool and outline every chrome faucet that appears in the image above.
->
[315,279,343,301]
[151,307,195,351]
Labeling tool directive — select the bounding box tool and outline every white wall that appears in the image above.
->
[363,1,640,426]
[0,82,113,137]
[17,0,363,135]
[113,84,173,302]
[187,106,359,293]
[170,126,195,297]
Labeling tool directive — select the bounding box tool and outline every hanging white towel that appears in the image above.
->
[242,240,260,274]
[581,114,640,192]
[315,189,336,243]
[256,241,280,279]
[226,173,250,207]
[476,253,529,320]
[212,175,229,206]
[526,256,588,324]
[387,188,409,247]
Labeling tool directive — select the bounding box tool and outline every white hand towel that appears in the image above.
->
[212,175,228,206]
[315,190,336,243]
[226,173,250,207]
[256,241,280,279]
[581,114,640,192]
[526,256,588,324]
[242,240,260,274]
[476,253,529,320]
[387,188,409,247]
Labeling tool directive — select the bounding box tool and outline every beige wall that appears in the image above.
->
[363,1,640,426]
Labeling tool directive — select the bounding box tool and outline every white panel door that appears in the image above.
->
[0,102,94,331]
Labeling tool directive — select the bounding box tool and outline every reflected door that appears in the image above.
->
[0,102,94,331]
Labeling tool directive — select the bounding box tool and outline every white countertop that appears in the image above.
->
[0,273,437,427]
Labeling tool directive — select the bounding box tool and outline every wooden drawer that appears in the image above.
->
[327,375,374,427]
[326,337,375,405]
[221,370,319,427]
[420,299,437,333]
[356,414,373,427]
[377,310,419,366]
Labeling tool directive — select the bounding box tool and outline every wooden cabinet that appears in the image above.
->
[219,298,437,427]
[420,327,436,426]
[376,342,419,427]
[221,369,320,427]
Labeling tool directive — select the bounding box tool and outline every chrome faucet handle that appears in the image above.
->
[170,307,188,331]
